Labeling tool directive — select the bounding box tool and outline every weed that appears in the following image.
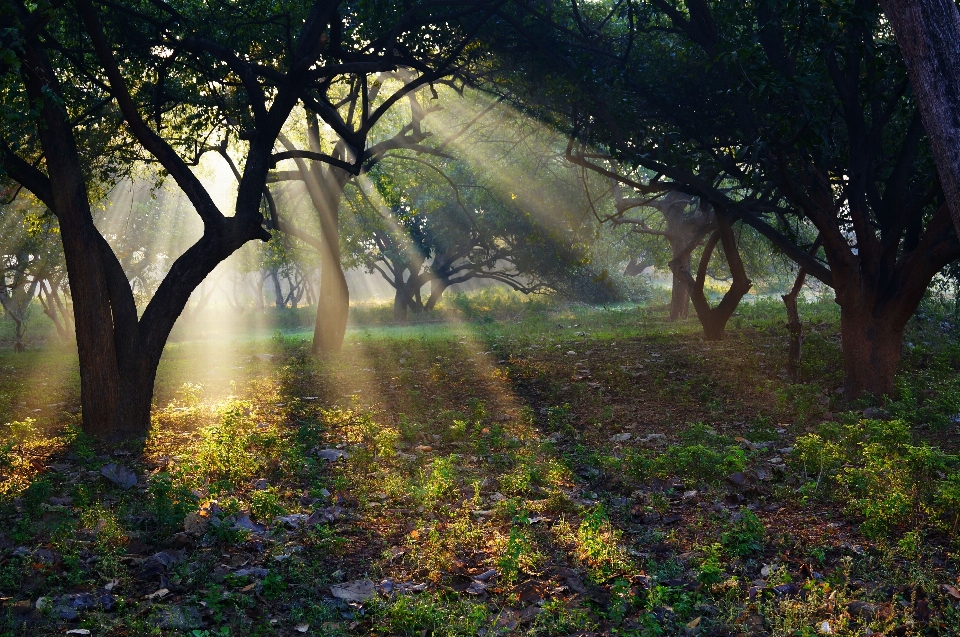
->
[249,487,285,521]
[721,508,765,557]
[529,598,597,636]
[147,471,199,537]
[576,505,631,581]
[696,543,725,587]
[791,418,960,538]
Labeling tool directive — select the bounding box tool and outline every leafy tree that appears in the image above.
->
[0,0,495,439]
[487,0,960,397]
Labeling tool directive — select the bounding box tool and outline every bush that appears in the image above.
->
[790,418,960,538]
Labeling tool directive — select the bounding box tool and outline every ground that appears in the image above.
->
[3,292,960,636]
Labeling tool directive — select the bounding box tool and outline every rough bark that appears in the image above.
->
[393,285,409,322]
[881,0,960,237]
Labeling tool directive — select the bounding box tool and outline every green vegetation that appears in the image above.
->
[3,292,960,635]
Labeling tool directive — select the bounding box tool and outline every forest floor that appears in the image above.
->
[3,294,960,636]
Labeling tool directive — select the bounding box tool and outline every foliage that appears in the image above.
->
[721,508,766,557]
[792,418,960,538]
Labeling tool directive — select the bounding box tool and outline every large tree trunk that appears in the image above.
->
[314,195,349,353]
[393,285,409,322]
[839,304,906,398]
[881,0,960,238]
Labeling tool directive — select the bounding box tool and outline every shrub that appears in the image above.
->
[790,418,960,538]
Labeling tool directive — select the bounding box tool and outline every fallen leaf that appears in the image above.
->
[726,472,747,488]
[317,449,349,461]
[100,463,137,489]
[275,514,309,529]
[295,624,309,633]
[330,579,376,602]
[846,600,880,621]
[145,588,170,600]
[233,567,269,579]
[232,511,267,534]
[942,584,960,601]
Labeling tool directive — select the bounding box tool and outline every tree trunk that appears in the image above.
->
[294,163,348,355]
[393,285,409,322]
[881,0,960,238]
[314,204,349,353]
[672,213,752,341]
[424,277,449,311]
[668,257,691,321]
[839,305,906,398]
[270,268,284,307]
[782,268,807,382]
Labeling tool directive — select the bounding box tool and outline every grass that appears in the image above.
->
[3,289,960,635]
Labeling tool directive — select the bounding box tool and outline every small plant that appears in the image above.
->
[576,505,630,580]
[415,454,457,507]
[545,403,574,435]
[696,543,725,587]
[3,417,36,468]
[652,423,746,485]
[607,577,637,626]
[498,525,535,585]
[249,487,285,521]
[261,570,286,600]
[721,508,765,556]
[147,472,199,537]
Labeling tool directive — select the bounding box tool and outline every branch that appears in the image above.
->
[76,0,226,229]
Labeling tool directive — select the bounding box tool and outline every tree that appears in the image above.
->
[343,159,546,321]
[262,22,500,352]
[881,0,960,239]
[0,0,491,439]
[488,0,960,397]
[608,189,710,321]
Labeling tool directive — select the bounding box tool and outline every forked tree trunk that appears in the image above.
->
[672,213,752,341]
[5,0,332,440]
